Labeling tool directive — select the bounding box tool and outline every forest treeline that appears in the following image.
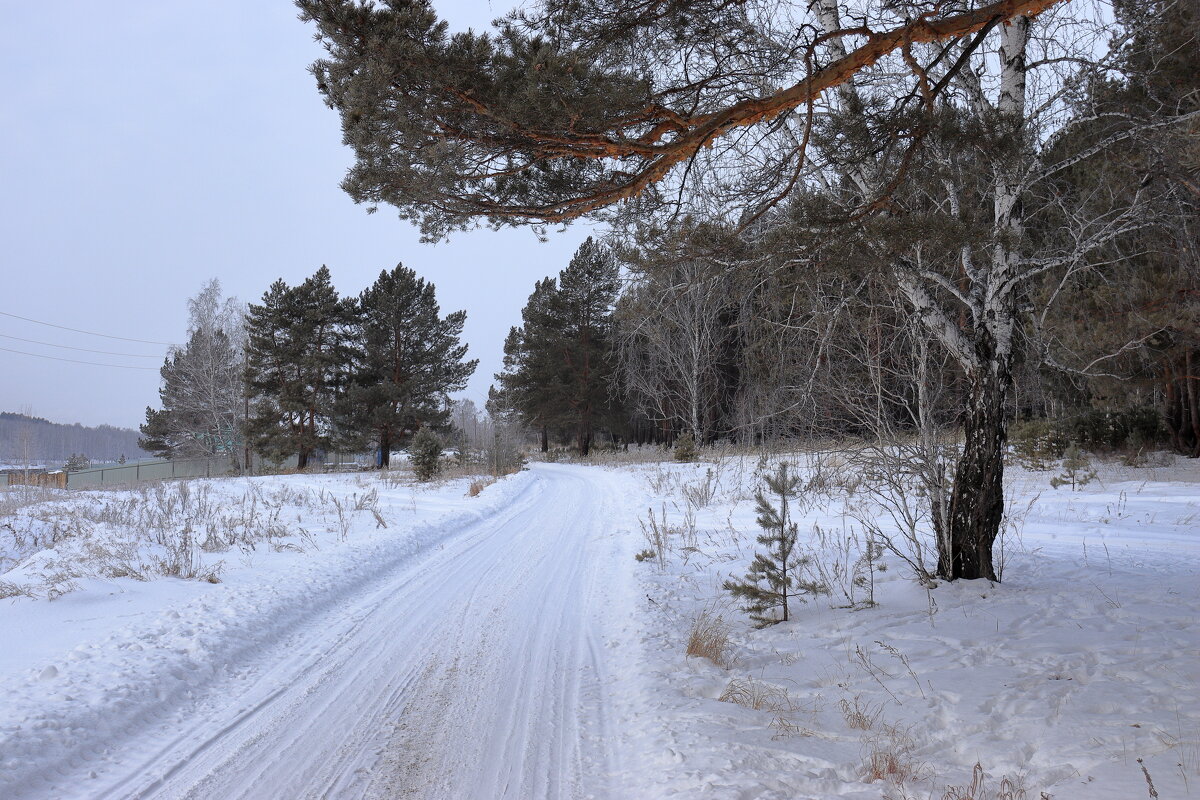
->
[489,0,1197,463]
[140,267,476,470]
[0,412,146,465]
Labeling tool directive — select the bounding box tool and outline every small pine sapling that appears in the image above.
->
[409,426,443,482]
[724,462,826,627]
[1050,442,1097,490]
[64,453,91,472]
[673,431,698,462]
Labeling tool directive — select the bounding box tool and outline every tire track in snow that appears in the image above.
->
[55,464,630,799]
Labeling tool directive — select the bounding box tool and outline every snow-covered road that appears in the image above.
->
[12,454,1193,799]
[3,465,641,800]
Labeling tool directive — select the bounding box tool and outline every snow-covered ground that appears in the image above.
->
[616,451,1200,799]
[0,453,1196,799]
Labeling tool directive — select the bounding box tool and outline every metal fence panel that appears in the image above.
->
[65,457,237,489]
[59,452,352,490]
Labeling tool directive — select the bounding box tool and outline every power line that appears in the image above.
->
[0,345,161,371]
[0,332,163,358]
[0,310,177,346]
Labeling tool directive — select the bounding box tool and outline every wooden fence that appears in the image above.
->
[3,470,67,489]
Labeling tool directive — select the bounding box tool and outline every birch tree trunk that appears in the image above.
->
[942,331,1012,580]
[936,16,1028,580]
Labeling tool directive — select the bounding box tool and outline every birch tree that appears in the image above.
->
[617,241,732,444]
[140,280,247,467]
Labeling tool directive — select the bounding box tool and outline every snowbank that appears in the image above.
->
[0,470,539,798]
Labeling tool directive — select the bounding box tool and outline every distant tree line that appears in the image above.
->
[0,412,146,465]
[140,267,476,470]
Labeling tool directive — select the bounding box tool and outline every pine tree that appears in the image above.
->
[494,278,569,452]
[245,267,352,469]
[64,453,91,472]
[338,265,477,467]
[724,463,825,627]
[556,238,622,455]
[1050,443,1097,491]
[494,238,622,456]
[138,406,174,457]
[673,431,698,462]
[409,425,443,481]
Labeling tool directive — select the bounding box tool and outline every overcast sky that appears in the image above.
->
[0,1,594,430]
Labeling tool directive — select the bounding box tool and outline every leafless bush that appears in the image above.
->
[151,524,223,583]
[680,467,719,509]
[810,522,882,609]
[645,462,678,495]
[850,641,925,706]
[329,495,351,541]
[849,473,940,587]
[378,468,409,489]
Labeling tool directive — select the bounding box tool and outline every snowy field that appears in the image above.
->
[0,452,1196,799]
[617,451,1199,799]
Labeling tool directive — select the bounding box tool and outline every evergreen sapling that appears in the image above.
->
[673,431,698,463]
[410,426,443,482]
[1050,442,1097,491]
[64,453,91,473]
[724,462,826,627]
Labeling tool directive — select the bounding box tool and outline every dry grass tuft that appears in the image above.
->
[467,477,496,497]
[639,504,675,570]
[941,763,1029,800]
[864,722,927,788]
[840,694,883,730]
[686,608,733,669]
[718,676,794,713]
[0,580,36,600]
[718,676,807,740]
[869,749,916,784]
